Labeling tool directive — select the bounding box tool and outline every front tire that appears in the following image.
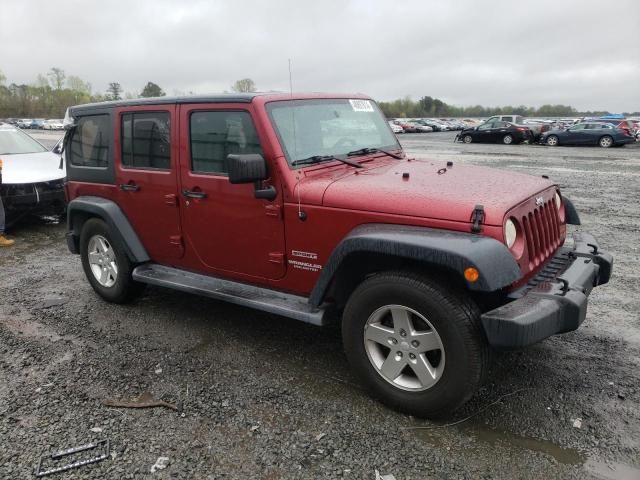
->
[462,134,473,144]
[342,272,489,418]
[546,135,559,146]
[80,218,144,303]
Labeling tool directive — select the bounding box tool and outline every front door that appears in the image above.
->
[114,105,184,263]
[566,124,589,145]
[477,121,499,142]
[177,104,286,281]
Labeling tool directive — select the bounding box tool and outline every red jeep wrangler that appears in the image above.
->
[62,93,612,418]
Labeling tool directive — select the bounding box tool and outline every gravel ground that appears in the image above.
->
[0,131,639,479]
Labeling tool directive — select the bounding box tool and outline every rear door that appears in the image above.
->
[177,103,286,280]
[114,105,184,263]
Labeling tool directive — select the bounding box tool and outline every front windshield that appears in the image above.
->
[267,98,400,166]
[0,129,48,155]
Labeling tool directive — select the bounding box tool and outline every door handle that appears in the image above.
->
[182,190,208,199]
[119,183,140,192]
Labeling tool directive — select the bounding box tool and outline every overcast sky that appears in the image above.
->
[1,0,638,112]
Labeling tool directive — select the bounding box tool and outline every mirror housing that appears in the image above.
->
[227,154,268,184]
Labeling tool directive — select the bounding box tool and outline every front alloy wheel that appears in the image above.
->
[342,272,489,418]
[546,135,559,146]
[364,305,445,391]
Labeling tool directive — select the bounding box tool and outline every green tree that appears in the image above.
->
[231,78,256,93]
[140,81,166,97]
[47,67,66,90]
[107,82,122,100]
[0,69,6,86]
[67,76,92,95]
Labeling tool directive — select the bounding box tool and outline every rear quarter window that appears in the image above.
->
[69,115,109,168]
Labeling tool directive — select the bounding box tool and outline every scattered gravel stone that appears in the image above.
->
[150,456,170,473]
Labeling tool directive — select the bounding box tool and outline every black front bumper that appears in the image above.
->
[481,232,613,349]
[1,181,66,225]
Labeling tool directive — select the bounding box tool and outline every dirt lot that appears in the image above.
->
[1,131,639,479]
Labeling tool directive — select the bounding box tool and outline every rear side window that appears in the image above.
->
[189,111,263,175]
[121,112,170,169]
[69,115,109,168]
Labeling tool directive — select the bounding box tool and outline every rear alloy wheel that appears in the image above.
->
[599,135,613,148]
[342,272,489,418]
[462,134,473,144]
[80,218,144,303]
[546,135,559,146]
[502,134,514,145]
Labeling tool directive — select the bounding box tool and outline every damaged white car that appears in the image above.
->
[0,124,66,227]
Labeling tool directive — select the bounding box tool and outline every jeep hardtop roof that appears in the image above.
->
[68,92,370,115]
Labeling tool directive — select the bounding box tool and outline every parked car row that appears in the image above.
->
[389,118,472,133]
[540,122,636,148]
[454,116,637,148]
[1,118,65,130]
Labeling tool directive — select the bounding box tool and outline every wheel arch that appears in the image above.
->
[309,224,521,308]
[67,196,150,263]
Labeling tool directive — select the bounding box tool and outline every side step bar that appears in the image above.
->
[132,264,327,326]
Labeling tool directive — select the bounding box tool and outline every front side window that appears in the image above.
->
[190,111,263,175]
[121,112,170,169]
[266,99,399,166]
[478,121,496,130]
[69,115,109,168]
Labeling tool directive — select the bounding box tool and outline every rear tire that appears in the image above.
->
[502,134,514,145]
[599,135,613,148]
[80,218,144,304]
[342,272,489,418]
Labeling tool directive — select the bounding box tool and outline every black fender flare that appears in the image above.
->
[66,196,150,263]
[563,197,581,225]
[309,224,522,307]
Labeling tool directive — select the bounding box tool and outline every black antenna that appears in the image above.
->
[288,58,293,95]
[289,58,305,220]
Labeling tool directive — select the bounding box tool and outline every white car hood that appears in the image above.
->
[1,151,66,184]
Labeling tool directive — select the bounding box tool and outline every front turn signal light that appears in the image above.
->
[464,267,480,283]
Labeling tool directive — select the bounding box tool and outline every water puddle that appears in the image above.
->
[584,459,640,480]
[414,423,640,478]
[415,423,583,465]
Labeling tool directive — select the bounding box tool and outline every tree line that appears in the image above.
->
[0,67,171,118]
[1,69,634,119]
[378,95,638,119]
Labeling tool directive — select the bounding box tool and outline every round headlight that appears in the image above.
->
[504,218,517,249]
[554,192,562,210]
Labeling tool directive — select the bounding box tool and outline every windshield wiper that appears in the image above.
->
[292,155,363,168]
[346,147,404,160]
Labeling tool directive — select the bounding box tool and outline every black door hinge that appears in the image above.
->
[471,204,485,234]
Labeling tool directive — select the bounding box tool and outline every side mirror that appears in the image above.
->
[53,144,62,154]
[227,154,267,184]
[227,153,276,200]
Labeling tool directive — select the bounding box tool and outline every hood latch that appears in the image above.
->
[471,205,485,234]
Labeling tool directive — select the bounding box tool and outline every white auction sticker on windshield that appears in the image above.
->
[349,99,374,112]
